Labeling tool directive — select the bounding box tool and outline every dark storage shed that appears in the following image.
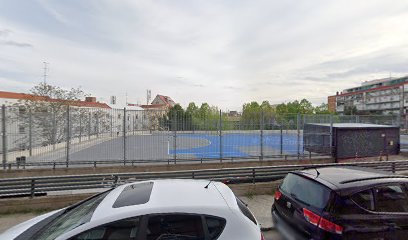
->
[304,123,400,160]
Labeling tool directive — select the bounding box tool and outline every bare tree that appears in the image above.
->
[12,83,110,150]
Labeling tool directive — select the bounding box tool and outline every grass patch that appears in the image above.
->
[0,208,51,216]
[245,191,255,199]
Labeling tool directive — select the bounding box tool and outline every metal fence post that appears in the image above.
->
[260,110,264,160]
[123,108,127,164]
[52,110,56,150]
[297,113,300,160]
[173,111,177,164]
[66,106,71,167]
[29,108,32,157]
[88,111,91,141]
[30,179,35,198]
[110,111,113,137]
[280,125,283,155]
[79,113,82,143]
[397,114,401,127]
[96,114,99,138]
[219,110,223,162]
[2,105,7,170]
[330,114,335,162]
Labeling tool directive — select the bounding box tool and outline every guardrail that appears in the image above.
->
[4,153,329,170]
[1,160,408,198]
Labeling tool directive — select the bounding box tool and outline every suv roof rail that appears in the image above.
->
[340,176,408,184]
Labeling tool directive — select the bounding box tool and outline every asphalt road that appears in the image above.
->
[263,230,283,240]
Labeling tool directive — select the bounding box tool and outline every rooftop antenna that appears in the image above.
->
[125,92,128,105]
[204,180,213,189]
[43,61,48,84]
[314,168,320,178]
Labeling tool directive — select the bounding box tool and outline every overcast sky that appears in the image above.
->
[1,0,408,110]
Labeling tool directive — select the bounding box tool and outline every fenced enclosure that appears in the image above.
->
[0,104,402,169]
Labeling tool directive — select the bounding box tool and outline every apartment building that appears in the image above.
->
[0,91,147,154]
[328,76,408,116]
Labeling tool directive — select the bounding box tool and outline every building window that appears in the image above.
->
[18,106,26,115]
[19,126,25,134]
[118,114,121,119]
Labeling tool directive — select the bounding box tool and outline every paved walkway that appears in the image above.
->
[241,195,274,230]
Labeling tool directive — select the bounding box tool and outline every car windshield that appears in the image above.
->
[280,173,331,210]
[32,190,110,240]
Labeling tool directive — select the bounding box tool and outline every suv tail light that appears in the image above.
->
[303,208,343,235]
[261,232,266,240]
[302,208,320,226]
[274,190,282,200]
[319,217,343,234]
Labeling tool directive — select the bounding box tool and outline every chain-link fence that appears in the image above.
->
[0,105,402,169]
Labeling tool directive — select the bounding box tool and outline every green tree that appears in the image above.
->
[186,102,199,115]
[299,99,314,114]
[167,104,186,131]
[314,103,330,114]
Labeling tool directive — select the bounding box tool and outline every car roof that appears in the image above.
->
[90,179,237,222]
[295,166,408,195]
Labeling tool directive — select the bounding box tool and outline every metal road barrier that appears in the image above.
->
[4,153,329,170]
[1,160,408,198]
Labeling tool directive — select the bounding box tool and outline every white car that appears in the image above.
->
[1,179,265,240]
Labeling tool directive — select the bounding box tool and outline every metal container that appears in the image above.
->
[304,123,400,159]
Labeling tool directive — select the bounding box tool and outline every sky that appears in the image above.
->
[1,0,408,111]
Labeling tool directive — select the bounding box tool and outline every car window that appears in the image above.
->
[33,191,110,240]
[146,214,205,240]
[351,189,375,211]
[280,173,331,210]
[113,182,154,208]
[236,197,257,225]
[376,185,408,212]
[70,217,140,240]
[205,216,226,240]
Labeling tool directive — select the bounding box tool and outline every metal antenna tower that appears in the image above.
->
[43,61,48,84]
[147,89,151,104]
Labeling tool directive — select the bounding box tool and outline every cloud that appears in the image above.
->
[0,40,32,48]
[0,29,11,37]
[1,0,408,110]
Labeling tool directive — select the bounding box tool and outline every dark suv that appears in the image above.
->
[272,166,408,240]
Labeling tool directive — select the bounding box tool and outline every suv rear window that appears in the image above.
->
[376,185,408,212]
[351,189,375,211]
[280,173,331,210]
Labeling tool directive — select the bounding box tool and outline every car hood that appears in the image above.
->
[0,209,61,240]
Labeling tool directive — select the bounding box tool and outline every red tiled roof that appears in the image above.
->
[0,91,111,109]
[156,94,175,107]
[0,91,48,101]
[140,104,168,109]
